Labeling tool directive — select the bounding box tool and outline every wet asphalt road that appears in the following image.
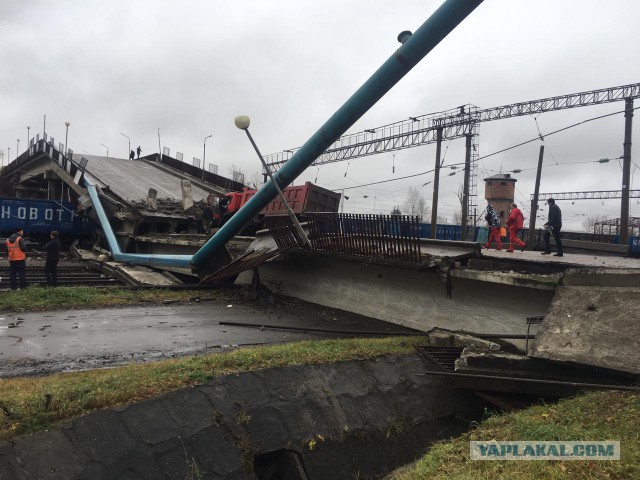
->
[0,297,417,377]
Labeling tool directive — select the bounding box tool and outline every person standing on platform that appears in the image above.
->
[129,150,135,161]
[542,198,563,257]
[136,145,142,159]
[507,202,526,252]
[482,204,502,250]
[44,230,61,287]
[6,228,27,290]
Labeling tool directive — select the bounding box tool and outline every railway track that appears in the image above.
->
[0,259,121,288]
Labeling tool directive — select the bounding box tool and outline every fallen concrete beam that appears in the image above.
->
[562,267,640,288]
[239,250,554,342]
[530,270,640,375]
[452,269,560,291]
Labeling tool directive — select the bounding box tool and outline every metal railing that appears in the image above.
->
[304,213,422,262]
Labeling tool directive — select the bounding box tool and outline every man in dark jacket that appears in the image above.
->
[542,198,563,257]
[482,204,503,250]
[202,202,214,233]
[6,228,27,290]
[44,230,61,287]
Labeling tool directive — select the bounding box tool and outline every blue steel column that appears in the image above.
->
[192,0,484,269]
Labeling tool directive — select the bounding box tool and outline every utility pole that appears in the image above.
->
[620,98,634,245]
[430,127,443,239]
[528,145,545,249]
[157,128,162,162]
[460,133,472,240]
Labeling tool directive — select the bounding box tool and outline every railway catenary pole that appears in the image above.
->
[620,98,634,245]
[191,0,485,274]
[430,128,443,239]
[460,134,472,240]
[528,145,544,249]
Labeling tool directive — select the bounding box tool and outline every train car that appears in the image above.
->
[226,181,341,216]
[0,197,97,248]
[221,182,341,234]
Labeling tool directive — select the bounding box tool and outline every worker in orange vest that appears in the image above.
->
[6,228,27,290]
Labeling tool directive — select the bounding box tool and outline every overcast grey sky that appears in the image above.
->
[1,0,639,230]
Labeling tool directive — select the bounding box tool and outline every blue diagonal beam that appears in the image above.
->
[192,0,484,270]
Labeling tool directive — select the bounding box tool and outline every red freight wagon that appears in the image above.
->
[226,181,340,216]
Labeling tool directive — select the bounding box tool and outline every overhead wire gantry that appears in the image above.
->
[266,82,640,240]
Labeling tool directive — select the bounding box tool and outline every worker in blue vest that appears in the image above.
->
[6,228,27,290]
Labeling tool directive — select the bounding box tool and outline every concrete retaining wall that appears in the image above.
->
[0,355,482,479]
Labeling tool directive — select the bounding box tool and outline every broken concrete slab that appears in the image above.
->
[530,270,640,375]
[452,269,561,291]
[455,349,633,384]
[562,267,640,287]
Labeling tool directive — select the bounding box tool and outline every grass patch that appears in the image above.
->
[388,390,640,480]
[0,336,417,441]
[0,285,226,312]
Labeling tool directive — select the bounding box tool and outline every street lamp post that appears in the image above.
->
[16,139,19,159]
[7,147,10,165]
[64,121,70,156]
[120,132,131,159]
[234,115,311,247]
[203,134,213,180]
[62,122,70,202]
[27,126,30,153]
[100,143,109,157]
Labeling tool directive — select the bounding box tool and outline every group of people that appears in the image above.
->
[5,228,61,290]
[482,198,563,256]
[128,146,142,161]
[200,194,231,234]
